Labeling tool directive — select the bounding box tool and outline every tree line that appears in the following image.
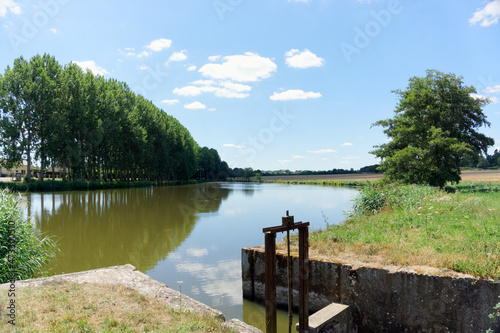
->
[0,54,228,182]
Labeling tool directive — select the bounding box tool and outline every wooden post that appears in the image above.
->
[265,231,277,333]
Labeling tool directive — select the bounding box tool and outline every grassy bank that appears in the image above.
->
[302,183,500,280]
[0,281,232,332]
[0,179,202,192]
[263,179,372,187]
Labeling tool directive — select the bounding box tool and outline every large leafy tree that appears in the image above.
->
[372,70,494,188]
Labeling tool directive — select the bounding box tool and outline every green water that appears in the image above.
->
[25,182,357,329]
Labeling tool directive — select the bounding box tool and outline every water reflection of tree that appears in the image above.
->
[26,183,231,274]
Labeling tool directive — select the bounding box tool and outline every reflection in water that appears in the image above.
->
[23,182,358,326]
[26,183,231,274]
[243,299,299,333]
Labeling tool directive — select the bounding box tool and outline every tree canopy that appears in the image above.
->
[371,70,494,188]
[0,54,226,182]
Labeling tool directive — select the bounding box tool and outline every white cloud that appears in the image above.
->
[146,38,172,52]
[208,108,216,112]
[341,142,354,146]
[270,89,322,101]
[278,160,292,164]
[187,65,197,71]
[292,155,307,159]
[0,0,21,17]
[173,86,205,96]
[484,85,500,94]
[208,55,222,62]
[285,49,325,69]
[49,28,57,34]
[184,101,206,110]
[307,149,337,154]
[138,65,148,70]
[470,0,500,26]
[471,93,499,103]
[174,80,251,99]
[168,50,188,62]
[71,61,109,76]
[224,143,247,149]
[186,248,208,258]
[199,52,277,82]
[161,99,180,105]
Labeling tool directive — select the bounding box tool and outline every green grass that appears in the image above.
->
[0,281,234,332]
[308,183,500,280]
[264,179,371,187]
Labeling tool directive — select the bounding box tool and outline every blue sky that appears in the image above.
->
[1,0,499,171]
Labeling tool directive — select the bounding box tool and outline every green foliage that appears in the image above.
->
[254,173,262,182]
[243,167,255,181]
[0,54,220,184]
[0,189,58,282]
[372,70,494,188]
[486,297,500,333]
[348,183,438,217]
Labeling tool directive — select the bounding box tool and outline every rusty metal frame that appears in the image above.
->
[263,213,309,333]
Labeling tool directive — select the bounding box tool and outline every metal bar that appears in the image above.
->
[263,222,310,234]
[265,231,277,333]
[298,227,309,332]
[287,229,293,333]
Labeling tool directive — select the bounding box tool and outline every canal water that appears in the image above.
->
[25,182,358,331]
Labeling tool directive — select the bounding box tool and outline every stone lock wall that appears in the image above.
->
[242,246,500,333]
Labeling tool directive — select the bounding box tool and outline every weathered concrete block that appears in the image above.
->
[242,247,500,333]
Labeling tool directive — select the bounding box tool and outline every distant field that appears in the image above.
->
[261,169,500,182]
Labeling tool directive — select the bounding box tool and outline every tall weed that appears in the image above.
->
[347,183,438,217]
[0,189,58,282]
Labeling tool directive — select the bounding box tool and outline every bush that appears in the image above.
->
[347,183,438,217]
[0,189,58,283]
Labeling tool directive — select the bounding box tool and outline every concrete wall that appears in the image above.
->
[242,247,500,333]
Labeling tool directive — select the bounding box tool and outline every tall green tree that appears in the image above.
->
[372,70,494,188]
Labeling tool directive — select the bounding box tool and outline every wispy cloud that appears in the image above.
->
[223,143,247,149]
[161,99,180,105]
[484,85,500,94]
[173,80,251,99]
[270,89,322,101]
[341,142,354,146]
[471,93,499,103]
[285,49,325,69]
[469,0,500,27]
[0,0,21,17]
[187,65,197,71]
[292,155,307,159]
[307,149,337,154]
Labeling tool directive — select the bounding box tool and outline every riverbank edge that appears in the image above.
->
[0,179,207,192]
[0,264,261,333]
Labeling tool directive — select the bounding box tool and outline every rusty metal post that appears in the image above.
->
[265,231,277,333]
[298,226,309,332]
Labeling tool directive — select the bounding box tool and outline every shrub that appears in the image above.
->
[347,183,438,217]
[0,189,58,283]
